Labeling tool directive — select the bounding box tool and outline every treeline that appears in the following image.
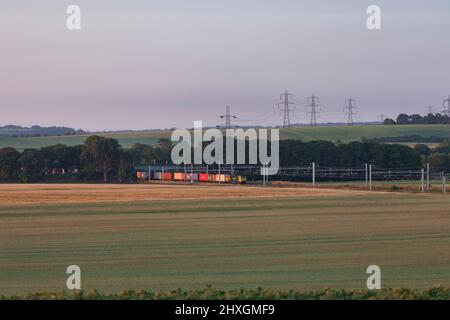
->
[1,135,449,183]
[0,136,172,183]
[0,125,86,137]
[383,113,450,125]
[279,140,423,168]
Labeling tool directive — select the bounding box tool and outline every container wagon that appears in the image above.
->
[164,172,172,181]
[186,173,199,181]
[213,174,231,183]
[136,171,148,180]
[173,172,186,181]
[154,172,163,180]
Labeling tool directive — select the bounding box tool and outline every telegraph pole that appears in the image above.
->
[378,114,386,123]
[306,94,320,126]
[278,91,295,128]
[344,97,357,126]
[220,105,237,129]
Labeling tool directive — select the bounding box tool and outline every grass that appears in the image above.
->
[1,125,449,150]
[283,179,449,193]
[280,124,450,143]
[0,131,169,151]
[1,188,450,296]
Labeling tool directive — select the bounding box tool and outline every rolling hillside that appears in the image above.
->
[0,125,449,151]
[280,124,450,142]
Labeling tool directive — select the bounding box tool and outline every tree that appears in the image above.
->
[130,143,156,165]
[396,113,410,125]
[383,118,396,125]
[81,136,121,182]
[0,147,21,181]
[410,114,423,125]
[118,150,135,183]
[41,144,82,173]
[20,149,45,182]
[413,144,432,157]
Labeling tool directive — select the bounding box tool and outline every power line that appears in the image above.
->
[219,106,237,129]
[306,94,320,126]
[278,91,295,128]
[344,97,357,126]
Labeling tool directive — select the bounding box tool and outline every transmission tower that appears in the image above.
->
[344,97,357,125]
[378,114,386,123]
[306,94,320,126]
[220,106,237,129]
[425,105,433,115]
[278,91,295,128]
[442,96,450,116]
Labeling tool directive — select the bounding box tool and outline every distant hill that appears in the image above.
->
[280,124,450,143]
[0,124,449,151]
[0,125,86,137]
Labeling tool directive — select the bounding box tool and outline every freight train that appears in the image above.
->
[136,170,247,184]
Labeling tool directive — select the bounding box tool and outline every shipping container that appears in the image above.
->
[173,172,186,181]
[164,172,172,181]
[213,174,230,183]
[136,172,147,180]
[154,172,163,180]
[186,173,198,181]
[199,173,209,182]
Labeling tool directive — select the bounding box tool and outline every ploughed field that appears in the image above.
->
[0,184,450,295]
[0,183,373,205]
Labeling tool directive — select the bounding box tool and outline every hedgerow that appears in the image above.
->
[2,286,450,300]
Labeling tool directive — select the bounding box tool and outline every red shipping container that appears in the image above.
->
[199,173,209,182]
[164,172,172,181]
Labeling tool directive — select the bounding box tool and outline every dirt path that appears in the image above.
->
[0,183,377,205]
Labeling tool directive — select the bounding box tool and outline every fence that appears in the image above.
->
[135,163,448,193]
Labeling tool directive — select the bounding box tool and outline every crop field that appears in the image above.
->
[0,184,450,296]
[280,124,450,143]
[0,131,170,151]
[1,124,449,150]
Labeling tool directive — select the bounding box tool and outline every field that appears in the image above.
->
[1,184,450,296]
[1,124,449,150]
[281,124,450,143]
[0,131,170,151]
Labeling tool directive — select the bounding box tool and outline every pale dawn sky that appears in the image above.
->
[0,0,449,130]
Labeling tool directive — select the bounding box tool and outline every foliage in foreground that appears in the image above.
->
[2,286,450,300]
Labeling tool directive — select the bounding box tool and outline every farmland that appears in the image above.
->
[281,124,450,143]
[1,184,450,296]
[1,124,449,151]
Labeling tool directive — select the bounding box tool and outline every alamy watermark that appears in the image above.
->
[66,5,81,30]
[171,121,279,175]
[65,5,381,31]
[66,265,81,290]
[366,265,381,290]
[367,5,382,30]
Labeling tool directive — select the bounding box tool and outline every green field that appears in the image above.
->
[1,125,449,150]
[1,191,450,295]
[281,124,450,143]
[0,131,170,151]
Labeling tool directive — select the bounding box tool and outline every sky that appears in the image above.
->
[0,0,449,131]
